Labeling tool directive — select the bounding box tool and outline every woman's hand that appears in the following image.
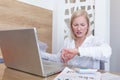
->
[61,48,79,63]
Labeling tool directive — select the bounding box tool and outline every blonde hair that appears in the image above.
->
[70,9,90,39]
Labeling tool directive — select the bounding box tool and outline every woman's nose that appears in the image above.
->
[77,26,81,30]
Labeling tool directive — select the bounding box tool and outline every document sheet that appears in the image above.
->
[54,67,101,80]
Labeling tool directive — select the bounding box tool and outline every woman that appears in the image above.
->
[41,10,112,69]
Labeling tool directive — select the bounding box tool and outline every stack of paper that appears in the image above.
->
[54,67,101,80]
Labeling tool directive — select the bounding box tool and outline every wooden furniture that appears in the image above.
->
[0,64,58,80]
[0,63,120,80]
[0,0,52,57]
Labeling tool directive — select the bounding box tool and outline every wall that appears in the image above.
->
[110,0,120,72]
[18,0,55,10]
[0,0,52,54]
[95,0,110,44]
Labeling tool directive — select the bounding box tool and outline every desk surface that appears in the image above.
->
[1,63,120,80]
[0,63,58,80]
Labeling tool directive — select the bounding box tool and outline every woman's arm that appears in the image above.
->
[40,50,62,62]
[79,43,112,62]
[61,36,112,62]
[38,40,62,62]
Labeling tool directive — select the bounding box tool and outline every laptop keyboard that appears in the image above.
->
[42,60,65,76]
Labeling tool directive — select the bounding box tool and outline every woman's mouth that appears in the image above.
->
[77,32,82,35]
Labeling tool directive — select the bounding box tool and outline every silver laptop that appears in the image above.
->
[0,28,65,77]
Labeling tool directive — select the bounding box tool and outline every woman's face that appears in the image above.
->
[72,16,88,38]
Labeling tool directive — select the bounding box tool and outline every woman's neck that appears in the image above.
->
[75,36,86,48]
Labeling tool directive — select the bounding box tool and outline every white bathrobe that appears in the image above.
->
[40,35,112,69]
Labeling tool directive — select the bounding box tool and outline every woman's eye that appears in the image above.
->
[72,23,86,28]
[74,24,79,26]
[73,24,80,28]
[81,24,85,26]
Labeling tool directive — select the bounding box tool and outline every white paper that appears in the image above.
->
[54,67,101,80]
